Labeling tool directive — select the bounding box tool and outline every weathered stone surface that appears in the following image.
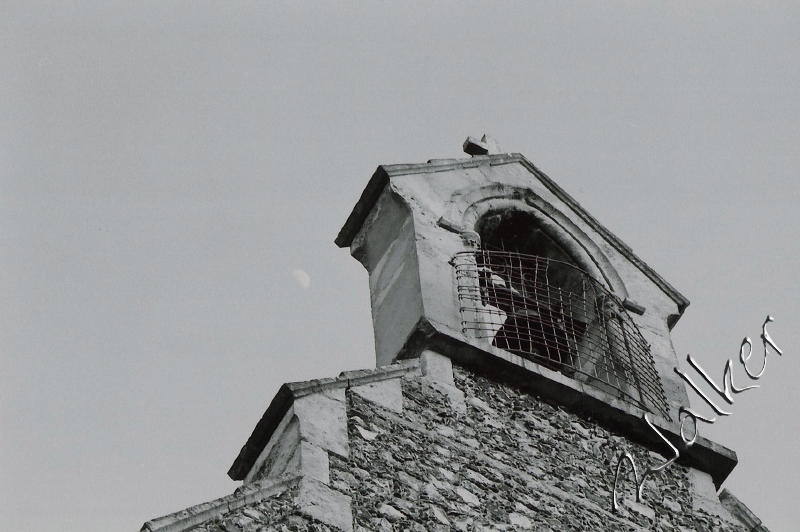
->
[246,413,301,482]
[719,488,770,531]
[352,378,403,413]
[354,425,379,441]
[145,361,753,532]
[350,187,423,366]
[156,479,337,532]
[420,350,455,386]
[329,364,747,532]
[298,440,330,485]
[378,503,404,522]
[420,350,467,413]
[509,511,533,529]
[294,387,349,458]
[296,477,353,531]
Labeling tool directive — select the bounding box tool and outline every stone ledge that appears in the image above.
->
[140,475,299,532]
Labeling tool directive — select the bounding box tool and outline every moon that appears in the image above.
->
[291,269,311,289]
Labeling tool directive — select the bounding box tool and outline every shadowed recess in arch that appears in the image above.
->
[454,209,669,418]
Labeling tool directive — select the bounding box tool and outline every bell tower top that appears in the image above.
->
[336,139,691,423]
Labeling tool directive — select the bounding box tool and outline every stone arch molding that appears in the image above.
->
[439,183,628,298]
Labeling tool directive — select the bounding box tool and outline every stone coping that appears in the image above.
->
[140,475,299,532]
[719,489,770,532]
[227,360,421,481]
[334,152,689,320]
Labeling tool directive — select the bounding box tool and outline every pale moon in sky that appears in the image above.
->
[291,269,311,289]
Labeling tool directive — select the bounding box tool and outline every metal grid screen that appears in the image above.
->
[454,250,669,418]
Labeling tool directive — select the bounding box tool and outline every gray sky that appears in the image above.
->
[2,2,799,531]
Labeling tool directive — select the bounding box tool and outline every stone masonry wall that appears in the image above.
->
[330,363,744,531]
[185,483,337,532]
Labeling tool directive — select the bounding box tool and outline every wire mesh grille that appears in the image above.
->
[454,250,669,418]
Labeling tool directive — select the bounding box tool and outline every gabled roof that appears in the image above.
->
[335,153,690,317]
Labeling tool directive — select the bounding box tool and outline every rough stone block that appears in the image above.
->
[294,388,349,458]
[245,419,332,487]
[421,350,455,386]
[297,477,353,531]
[352,377,403,413]
[420,350,466,413]
[244,410,300,483]
[299,440,330,485]
[688,468,728,520]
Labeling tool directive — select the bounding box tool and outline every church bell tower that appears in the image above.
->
[142,137,768,532]
[336,135,689,422]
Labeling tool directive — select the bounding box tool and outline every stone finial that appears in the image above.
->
[463,134,502,156]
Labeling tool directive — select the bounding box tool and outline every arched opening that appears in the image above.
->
[476,210,585,371]
[478,210,573,260]
[454,208,666,416]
